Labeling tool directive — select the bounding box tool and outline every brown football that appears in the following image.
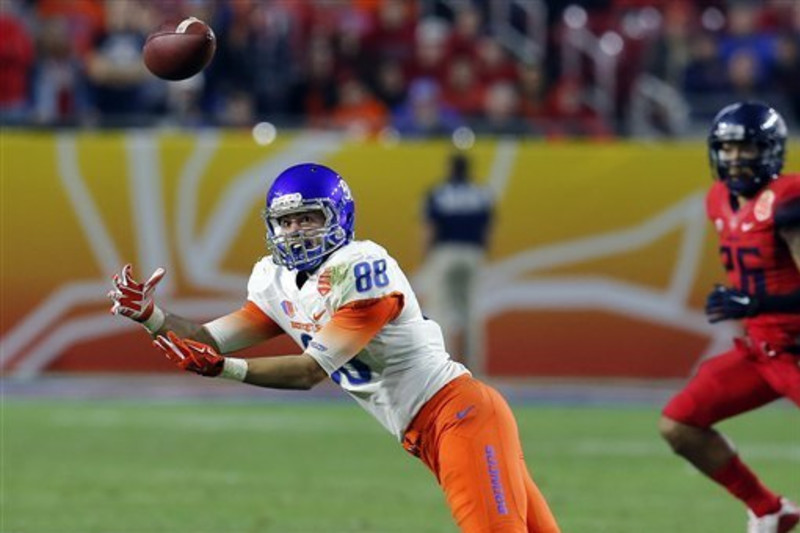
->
[143,17,216,81]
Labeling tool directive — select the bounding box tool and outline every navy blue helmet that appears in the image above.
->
[708,101,787,198]
[264,163,355,271]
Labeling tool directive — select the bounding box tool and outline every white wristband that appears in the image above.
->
[221,358,248,382]
[141,306,166,334]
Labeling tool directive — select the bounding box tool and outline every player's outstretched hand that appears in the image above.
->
[154,331,224,377]
[705,285,759,323]
[107,264,165,322]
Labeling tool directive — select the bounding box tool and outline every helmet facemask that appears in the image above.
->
[709,139,781,198]
[264,195,348,271]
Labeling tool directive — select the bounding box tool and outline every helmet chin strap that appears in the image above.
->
[725,172,770,199]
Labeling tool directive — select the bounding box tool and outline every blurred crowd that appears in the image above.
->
[1,0,798,138]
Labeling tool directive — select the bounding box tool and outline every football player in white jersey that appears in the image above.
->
[108,163,559,532]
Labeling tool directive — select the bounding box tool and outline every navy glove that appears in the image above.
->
[705,285,760,323]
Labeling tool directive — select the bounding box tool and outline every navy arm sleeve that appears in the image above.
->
[775,197,800,229]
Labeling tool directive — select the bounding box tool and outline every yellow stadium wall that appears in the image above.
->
[2,131,798,378]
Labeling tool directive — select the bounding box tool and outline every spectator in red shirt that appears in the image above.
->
[445,4,482,60]
[0,4,34,120]
[475,36,517,86]
[407,18,449,84]
[362,0,415,67]
[441,56,485,117]
[542,77,612,139]
[517,61,548,124]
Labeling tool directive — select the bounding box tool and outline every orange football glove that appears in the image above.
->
[108,264,165,322]
[153,331,224,377]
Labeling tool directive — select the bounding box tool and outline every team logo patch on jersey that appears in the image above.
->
[754,190,775,222]
[318,265,348,296]
[318,270,332,296]
[280,300,295,318]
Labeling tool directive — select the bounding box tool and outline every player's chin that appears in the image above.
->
[727,171,754,185]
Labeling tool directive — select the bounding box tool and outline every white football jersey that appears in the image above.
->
[246,240,469,439]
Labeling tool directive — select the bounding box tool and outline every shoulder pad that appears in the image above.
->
[770,174,800,202]
[247,256,278,292]
[325,240,389,266]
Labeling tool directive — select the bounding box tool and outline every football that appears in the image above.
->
[143,17,216,81]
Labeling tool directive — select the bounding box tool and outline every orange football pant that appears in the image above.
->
[403,375,560,532]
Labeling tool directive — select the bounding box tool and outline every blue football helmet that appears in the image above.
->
[708,101,787,198]
[264,163,355,271]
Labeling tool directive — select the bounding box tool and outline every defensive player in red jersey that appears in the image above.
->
[660,102,800,533]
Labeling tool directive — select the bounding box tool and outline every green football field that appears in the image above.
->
[3,399,798,533]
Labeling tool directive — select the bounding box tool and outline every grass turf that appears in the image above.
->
[2,400,798,532]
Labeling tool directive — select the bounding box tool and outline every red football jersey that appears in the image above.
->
[706,173,800,347]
